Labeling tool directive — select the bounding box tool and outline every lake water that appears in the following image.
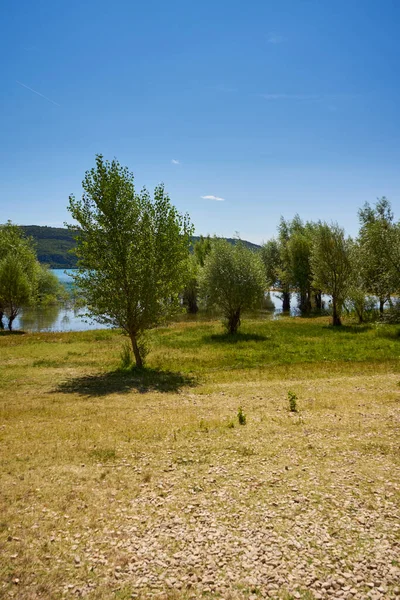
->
[13,270,304,333]
[13,270,108,333]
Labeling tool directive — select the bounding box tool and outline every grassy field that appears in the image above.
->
[1,316,400,599]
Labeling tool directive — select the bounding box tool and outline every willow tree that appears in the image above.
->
[0,222,38,330]
[311,222,352,326]
[358,197,399,314]
[200,239,266,334]
[68,155,193,367]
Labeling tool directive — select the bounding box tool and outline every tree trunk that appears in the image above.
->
[187,295,198,314]
[379,298,385,315]
[130,333,143,368]
[314,291,322,311]
[8,315,15,331]
[282,291,290,312]
[299,290,311,316]
[332,298,342,326]
[0,311,4,330]
[227,309,241,334]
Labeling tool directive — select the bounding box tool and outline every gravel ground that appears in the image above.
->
[2,375,400,599]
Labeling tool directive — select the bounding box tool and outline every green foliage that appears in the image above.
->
[183,236,214,314]
[200,239,266,334]
[68,155,194,367]
[261,239,280,288]
[0,222,39,330]
[380,301,400,324]
[345,242,378,323]
[287,390,298,412]
[287,217,315,315]
[193,235,213,267]
[182,254,200,314]
[261,231,291,311]
[20,225,78,268]
[358,198,400,311]
[311,223,352,326]
[0,255,32,330]
[21,225,260,269]
[37,265,68,305]
[237,406,247,425]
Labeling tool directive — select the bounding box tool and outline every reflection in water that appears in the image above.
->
[15,293,305,333]
[13,268,328,333]
[19,304,61,332]
[15,304,110,333]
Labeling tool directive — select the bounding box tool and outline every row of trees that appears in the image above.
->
[260,197,400,325]
[4,155,399,367]
[0,222,65,330]
[68,156,400,368]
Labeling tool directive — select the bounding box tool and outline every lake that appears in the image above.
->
[13,269,306,333]
[13,270,108,333]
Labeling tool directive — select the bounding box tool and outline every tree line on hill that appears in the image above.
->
[2,155,400,368]
[20,225,260,269]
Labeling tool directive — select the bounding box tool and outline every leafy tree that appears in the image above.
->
[261,237,291,311]
[345,242,377,323]
[261,239,280,288]
[0,255,33,330]
[194,235,212,267]
[199,239,266,333]
[182,236,213,314]
[37,265,68,305]
[358,197,399,314]
[182,254,199,314]
[67,155,193,367]
[311,223,352,326]
[0,222,38,330]
[286,217,315,315]
[276,218,292,311]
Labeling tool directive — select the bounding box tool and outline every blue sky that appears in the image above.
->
[1,0,400,244]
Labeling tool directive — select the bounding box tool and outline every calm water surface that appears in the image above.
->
[14,270,109,332]
[14,270,303,333]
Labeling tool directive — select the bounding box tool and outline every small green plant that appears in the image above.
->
[227,419,235,429]
[288,390,298,412]
[120,342,133,369]
[237,406,247,425]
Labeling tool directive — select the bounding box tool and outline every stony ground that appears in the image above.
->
[1,367,400,600]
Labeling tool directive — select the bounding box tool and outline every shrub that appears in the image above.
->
[288,390,298,412]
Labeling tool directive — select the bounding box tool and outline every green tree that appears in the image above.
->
[182,236,213,314]
[37,265,68,305]
[67,155,193,367]
[286,217,315,315]
[358,197,399,314]
[345,241,377,323]
[0,222,38,330]
[194,235,212,267]
[200,239,266,334]
[0,255,33,330]
[182,254,199,314]
[311,223,352,326]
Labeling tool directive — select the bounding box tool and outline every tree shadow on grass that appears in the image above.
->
[0,330,25,336]
[55,367,197,396]
[204,332,269,344]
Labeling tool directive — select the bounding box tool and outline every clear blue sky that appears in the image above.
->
[1,0,399,244]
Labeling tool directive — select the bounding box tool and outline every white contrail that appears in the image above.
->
[16,80,60,107]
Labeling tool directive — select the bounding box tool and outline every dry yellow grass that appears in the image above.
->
[0,319,400,599]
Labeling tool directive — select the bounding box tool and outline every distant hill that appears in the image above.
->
[20,225,261,269]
